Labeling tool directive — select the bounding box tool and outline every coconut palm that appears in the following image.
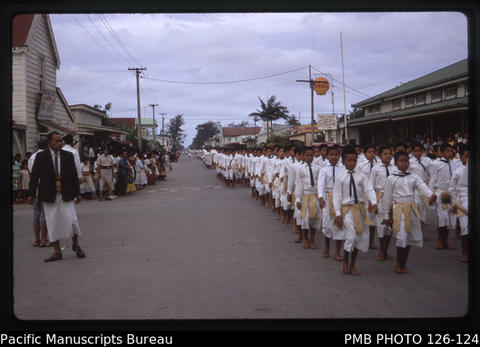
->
[248,95,289,141]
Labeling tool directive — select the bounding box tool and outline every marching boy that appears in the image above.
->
[382,151,436,273]
[317,146,345,260]
[295,147,322,249]
[333,146,378,275]
[369,145,395,261]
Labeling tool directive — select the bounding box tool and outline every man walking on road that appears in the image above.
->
[27,131,86,262]
[96,147,117,201]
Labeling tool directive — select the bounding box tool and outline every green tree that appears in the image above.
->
[166,114,187,152]
[248,95,289,140]
[191,121,221,149]
[285,115,300,125]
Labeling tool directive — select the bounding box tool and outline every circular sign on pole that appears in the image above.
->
[313,77,330,95]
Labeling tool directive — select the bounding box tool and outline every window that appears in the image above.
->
[415,93,426,105]
[405,96,414,108]
[38,57,45,93]
[464,83,469,96]
[392,99,401,110]
[367,106,373,114]
[431,89,442,102]
[445,85,457,99]
[373,104,380,113]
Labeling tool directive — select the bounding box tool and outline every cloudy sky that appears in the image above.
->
[49,12,467,146]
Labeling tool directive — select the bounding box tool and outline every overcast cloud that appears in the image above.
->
[49,12,468,146]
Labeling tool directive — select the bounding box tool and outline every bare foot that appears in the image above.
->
[401,267,410,273]
[342,260,350,274]
[369,244,378,249]
[276,215,281,220]
[310,243,318,249]
[376,252,385,261]
[394,263,402,273]
[444,244,455,250]
[461,254,469,263]
[294,237,302,244]
[385,255,394,261]
[322,250,329,258]
[423,236,430,241]
[350,266,360,276]
[435,240,444,249]
[334,253,343,261]
[303,240,310,249]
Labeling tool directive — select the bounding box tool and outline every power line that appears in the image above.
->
[311,65,371,98]
[99,14,143,67]
[144,66,308,85]
[86,14,133,67]
[71,14,126,68]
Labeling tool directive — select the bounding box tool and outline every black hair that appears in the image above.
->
[318,144,327,150]
[394,151,409,162]
[395,142,406,149]
[411,142,424,151]
[63,134,74,145]
[459,144,469,156]
[342,145,357,160]
[37,138,48,150]
[47,131,61,142]
[326,146,340,155]
[440,143,454,152]
[363,144,376,152]
[304,146,314,152]
[378,145,392,155]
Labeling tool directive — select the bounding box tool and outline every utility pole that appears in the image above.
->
[149,103,159,147]
[340,32,348,144]
[296,65,315,145]
[128,67,146,151]
[159,113,167,135]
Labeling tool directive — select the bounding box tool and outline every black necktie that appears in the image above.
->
[349,171,358,204]
[308,164,314,186]
[370,160,374,173]
[385,165,389,177]
[331,164,336,183]
[441,159,452,177]
[417,158,428,174]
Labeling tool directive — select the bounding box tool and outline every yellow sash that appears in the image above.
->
[456,196,468,217]
[56,180,61,193]
[341,203,372,234]
[440,190,450,210]
[328,192,336,218]
[392,202,423,233]
[300,194,317,219]
[375,190,384,202]
[263,174,269,185]
[281,176,288,195]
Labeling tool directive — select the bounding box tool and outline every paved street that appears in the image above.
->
[13,156,468,320]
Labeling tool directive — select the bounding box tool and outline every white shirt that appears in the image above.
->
[409,156,431,184]
[62,144,82,179]
[429,157,455,191]
[49,149,62,177]
[317,162,345,198]
[382,171,433,219]
[333,169,377,217]
[295,162,321,203]
[287,158,302,195]
[370,162,395,193]
[357,158,378,179]
[449,163,468,201]
[28,149,44,172]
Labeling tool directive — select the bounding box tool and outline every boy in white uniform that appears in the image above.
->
[289,149,304,239]
[409,142,432,241]
[295,147,322,249]
[382,151,436,273]
[333,146,378,275]
[369,145,395,261]
[449,146,469,263]
[358,144,378,250]
[429,143,456,250]
[318,146,345,260]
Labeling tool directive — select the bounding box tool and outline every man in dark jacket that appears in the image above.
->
[27,131,86,262]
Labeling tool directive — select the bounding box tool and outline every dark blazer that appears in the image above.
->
[28,149,80,203]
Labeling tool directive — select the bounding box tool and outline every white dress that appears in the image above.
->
[295,162,322,230]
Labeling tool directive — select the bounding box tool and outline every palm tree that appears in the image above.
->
[248,95,289,141]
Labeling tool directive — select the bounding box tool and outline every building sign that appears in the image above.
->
[317,114,337,130]
[313,77,330,95]
[294,124,319,134]
[37,90,56,121]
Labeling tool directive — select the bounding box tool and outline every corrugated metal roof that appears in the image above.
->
[222,127,261,136]
[353,59,468,107]
[349,96,468,125]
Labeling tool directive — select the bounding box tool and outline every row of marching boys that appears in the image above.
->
[198,141,469,275]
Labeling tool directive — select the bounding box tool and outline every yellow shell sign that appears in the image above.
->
[313,77,330,95]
